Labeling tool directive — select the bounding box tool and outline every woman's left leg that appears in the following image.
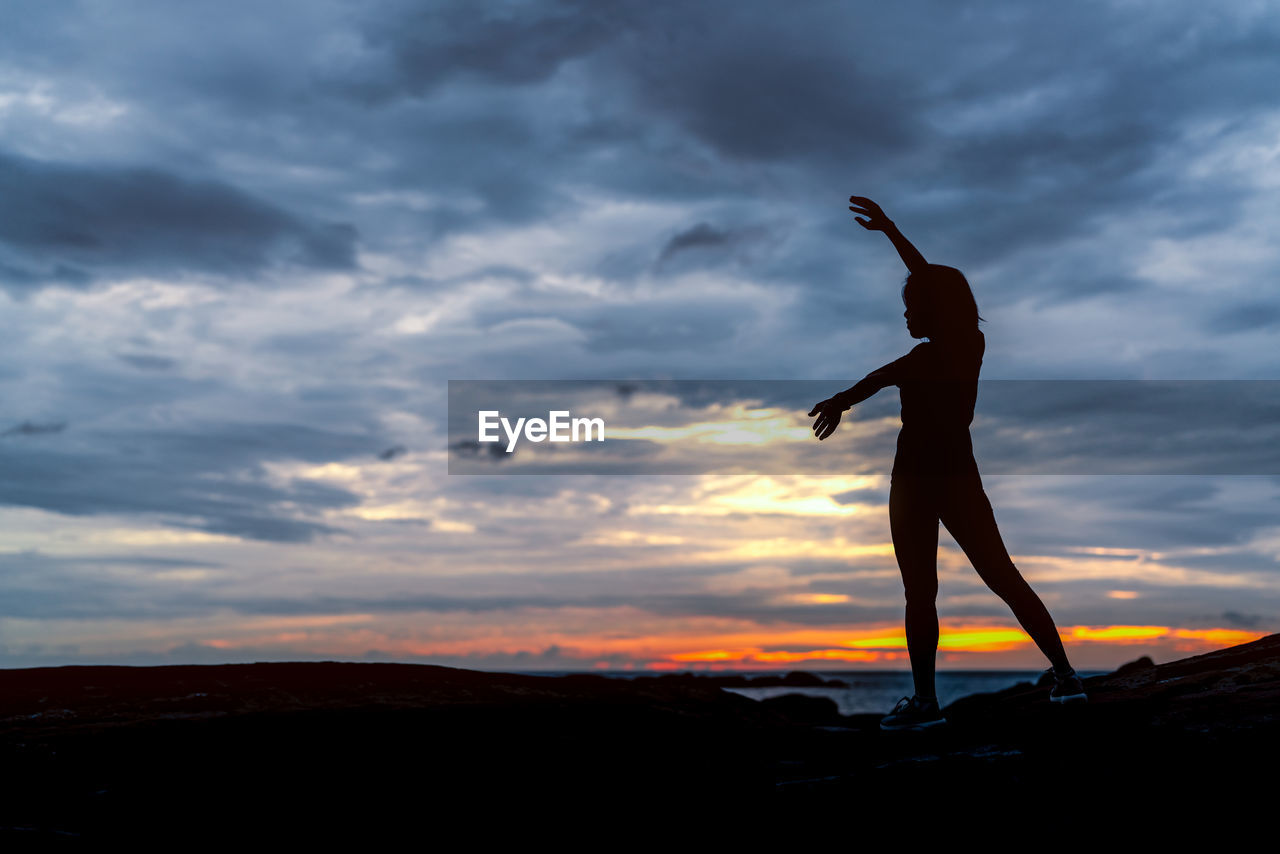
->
[889,475,943,701]
[938,475,1072,672]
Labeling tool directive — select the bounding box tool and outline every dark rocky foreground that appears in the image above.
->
[2,634,1277,839]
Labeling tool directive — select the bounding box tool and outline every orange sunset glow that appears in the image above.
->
[182,618,1269,673]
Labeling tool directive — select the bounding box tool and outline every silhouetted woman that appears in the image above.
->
[809,196,1087,730]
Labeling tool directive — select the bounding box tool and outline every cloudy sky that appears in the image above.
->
[1,0,1278,672]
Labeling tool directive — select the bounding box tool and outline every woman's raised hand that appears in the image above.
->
[849,196,892,232]
[808,398,843,441]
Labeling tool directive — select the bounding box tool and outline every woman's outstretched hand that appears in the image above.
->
[849,196,892,232]
[809,398,843,441]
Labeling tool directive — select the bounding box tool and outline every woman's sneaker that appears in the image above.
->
[880,695,946,730]
[1047,666,1088,703]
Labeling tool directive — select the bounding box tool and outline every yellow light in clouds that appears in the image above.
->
[1065,625,1267,646]
[1106,590,1140,599]
[1070,547,1156,558]
[628,474,884,518]
[715,494,868,516]
[780,593,851,605]
[91,528,239,546]
[285,462,366,482]
[753,649,886,663]
[839,624,1071,653]
[431,519,477,533]
[668,648,890,664]
[840,632,908,649]
[707,474,882,516]
[1069,625,1169,641]
[936,628,1032,651]
[578,530,687,546]
[1171,628,1266,645]
[658,625,1269,666]
[669,649,747,662]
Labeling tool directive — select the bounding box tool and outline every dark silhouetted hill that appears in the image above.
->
[2,633,1276,838]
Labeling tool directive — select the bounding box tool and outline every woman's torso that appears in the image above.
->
[892,330,984,477]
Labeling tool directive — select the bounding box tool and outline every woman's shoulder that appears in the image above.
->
[950,329,985,352]
[923,330,983,350]
[928,330,984,375]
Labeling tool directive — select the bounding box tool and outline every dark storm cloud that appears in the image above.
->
[0,421,385,542]
[1219,610,1264,629]
[0,550,224,620]
[336,0,925,239]
[352,0,618,99]
[305,0,1280,358]
[0,550,221,573]
[117,353,178,371]
[358,5,1277,179]
[1205,303,1280,334]
[831,488,884,506]
[0,150,357,289]
[378,265,536,294]
[2,420,67,436]
[5,1,1274,310]
[580,301,751,352]
[654,221,783,275]
[448,439,511,461]
[607,11,918,164]
[659,223,731,260]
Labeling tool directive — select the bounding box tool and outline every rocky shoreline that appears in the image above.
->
[2,633,1276,837]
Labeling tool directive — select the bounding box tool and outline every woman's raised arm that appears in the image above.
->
[849,196,928,276]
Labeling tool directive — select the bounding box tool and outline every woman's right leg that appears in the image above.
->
[889,475,942,701]
[939,475,1072,672]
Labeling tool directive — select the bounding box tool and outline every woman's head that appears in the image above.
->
[901,264,983,339]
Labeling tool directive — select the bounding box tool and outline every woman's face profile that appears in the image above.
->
[902,280,932,339]
[904,304,931,339]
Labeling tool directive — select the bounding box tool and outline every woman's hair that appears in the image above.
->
[901,264,984,334]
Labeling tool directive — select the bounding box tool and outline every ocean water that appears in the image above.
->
[524,669,1104,716]
[718,670,1073,715]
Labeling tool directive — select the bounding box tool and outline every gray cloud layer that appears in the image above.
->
[0,151,356,290]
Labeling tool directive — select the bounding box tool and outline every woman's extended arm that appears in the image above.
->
[808,361,902,441]
[833,365,895,409]
[849,196,928,276]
